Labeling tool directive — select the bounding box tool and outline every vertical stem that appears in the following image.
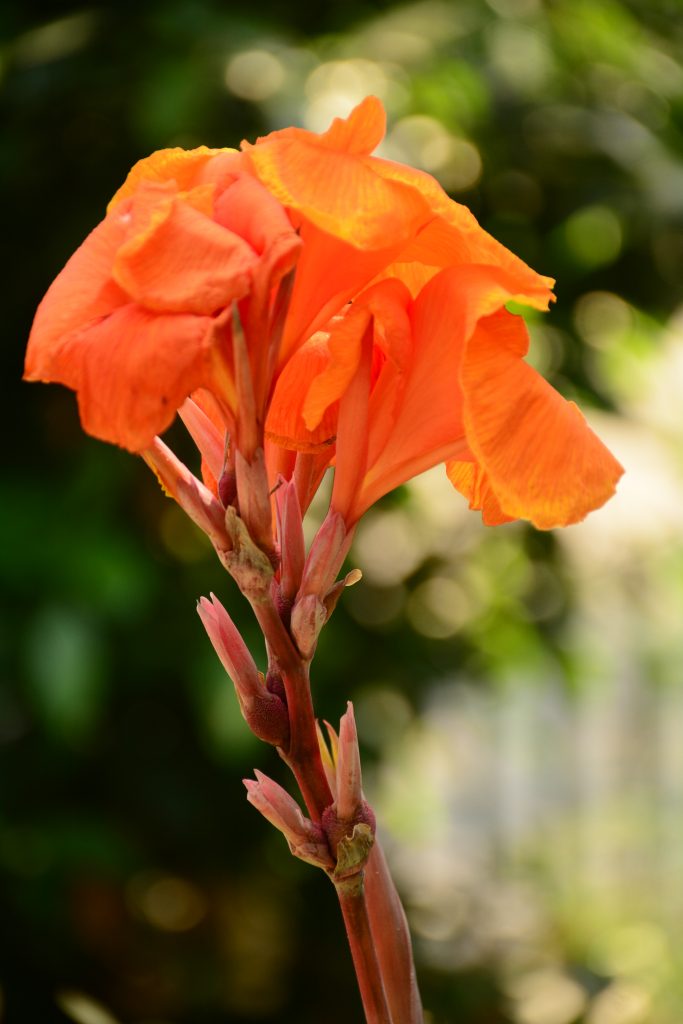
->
[364,840,424,1023]
[336,879,392,1024]
[250,596,333,820]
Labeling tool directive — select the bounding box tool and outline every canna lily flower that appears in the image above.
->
[25,147,301,451]
[24,95,620,533]
[268,263,623,530]
[243,94,554,358]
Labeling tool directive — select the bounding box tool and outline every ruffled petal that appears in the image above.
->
[374,159,555,311]
[456,309,624,528]
[250,95,386,157]
[112,183,258,315]
[266,334,339,453]
[108,146,235,209]
[214,175,300,273]
[50,304,221,451]
[243,99,431,251]
[445,459,514,526]
[357,263,550,515]
[25,214,129,384]
[302,306,371,431]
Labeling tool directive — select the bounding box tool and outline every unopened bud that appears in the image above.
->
[198,594,288,746]
[235,448,274,558]
[321,702,376,869]
[290,593,327,660]
[299,510,348,600]
[178,398,225,484]
[244,771,334,870]
[336,702,363,823]
[143,437,228,551]
[275,478,305,606]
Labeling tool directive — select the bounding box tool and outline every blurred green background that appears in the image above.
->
[3,0,683,1021]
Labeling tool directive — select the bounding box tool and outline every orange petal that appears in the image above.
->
[248,95,385,156]
[281,221,406,359]
[108,146,235,210]
[357,270,470,515]
[352,278,414,460]
[25,214,129,384]
[445,459,514,526]
[49,304,220,451]
[243,99,432,251]
[187,387,234,496]
[357,263,545,515]
[317,95,386,153]
[214,175,299,268]
[373,158,555,311]
[112,183,258,315]
[457,309,624,528]
[216,175,302,389]
[302,306,371,431]
[266,333,339,453]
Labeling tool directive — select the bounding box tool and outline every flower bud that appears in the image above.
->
[244,771,334,870]
[320,703,376,872]
[234,448,274,559]
[299,510,348,600]
[198,594,289,746]
[178,397,225,484]
[336,702,363,824]
[275,478,305,606]
[143,437,228,550]
[290,593,327,660]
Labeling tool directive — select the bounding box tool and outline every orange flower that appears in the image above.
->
[25,147,301,451]
[268,263,623,529]
[25,96,621,530]
[243,95,553,359]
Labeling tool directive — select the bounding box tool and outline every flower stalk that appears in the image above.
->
[25,95,624,1024]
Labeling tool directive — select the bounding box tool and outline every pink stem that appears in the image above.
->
[336,879,392,1024]
[365,840,424,1023]
[249,596,333,820]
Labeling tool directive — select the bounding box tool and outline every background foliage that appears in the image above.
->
[2,0,683,1021]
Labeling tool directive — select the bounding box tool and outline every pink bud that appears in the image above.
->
[234,448,274,558]
[336,702,363,823]
[198,594,289,746]
[178,398,225,484]
[197,594,261,703]
[299,510,350,600]
[290,593,327,660]
[244,771,334,869]
[321,704,375,860]
[143,437,228,550]
[275,478,305,606]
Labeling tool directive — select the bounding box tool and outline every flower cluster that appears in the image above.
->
[25,96,624,1024]
[25,95,622,536]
